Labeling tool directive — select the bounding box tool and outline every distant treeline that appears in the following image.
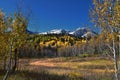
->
[18,33,119,58]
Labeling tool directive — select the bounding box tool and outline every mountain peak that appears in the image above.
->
[29,27,97,38]
[48,29,66,34]
[75,27,91,31]
[70,27,92,37]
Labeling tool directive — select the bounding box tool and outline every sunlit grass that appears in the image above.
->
[0,57,119,80]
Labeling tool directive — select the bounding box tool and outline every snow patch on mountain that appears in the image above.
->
[69,27,91,37]
[29,27,97,37]
[39,32,47,35]
[48,29,67,34]
[82,32,96,38]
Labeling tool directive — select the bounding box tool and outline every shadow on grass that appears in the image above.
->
[0,68,119,80]
[19,70,84,80]
[0,69,84,80]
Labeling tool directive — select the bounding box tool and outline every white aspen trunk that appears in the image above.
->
[113,39,119,80]
[109,26,119,80]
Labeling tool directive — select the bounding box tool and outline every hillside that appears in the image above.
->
[27,33,86,47]
[26,27,97,47]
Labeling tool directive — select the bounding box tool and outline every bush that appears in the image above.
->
[78,53,90,58]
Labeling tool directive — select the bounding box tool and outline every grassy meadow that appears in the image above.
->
[0,56,119,80]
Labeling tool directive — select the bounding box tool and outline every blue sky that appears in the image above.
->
[0,0,94,32]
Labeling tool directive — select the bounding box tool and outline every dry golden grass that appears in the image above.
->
[19,57,115,75]
[1,57,119,80]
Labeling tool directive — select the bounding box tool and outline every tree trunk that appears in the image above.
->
[12,48,17,73]
[113,39,119,80]
[3,56,6,71]
[3,43,12,80]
